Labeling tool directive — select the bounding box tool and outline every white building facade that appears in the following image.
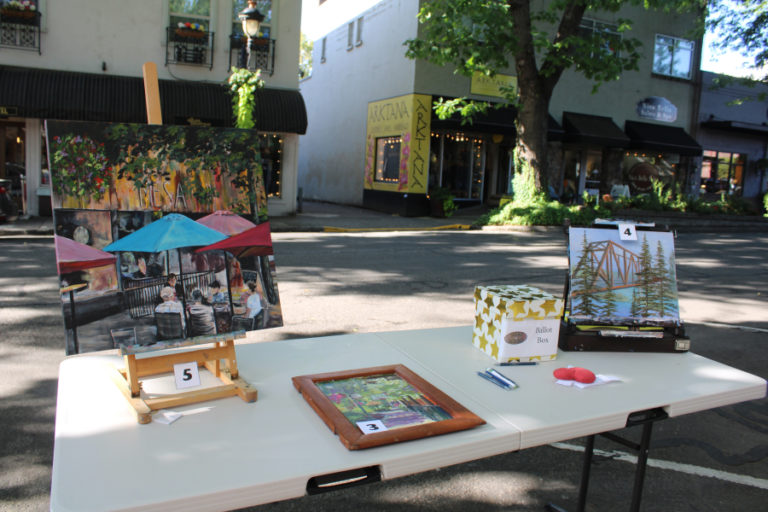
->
[0,0,306,217]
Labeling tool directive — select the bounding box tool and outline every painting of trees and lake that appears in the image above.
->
[316,374,452,430]
[567,227,680,326]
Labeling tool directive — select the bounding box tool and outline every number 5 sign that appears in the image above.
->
[173,361,201,390]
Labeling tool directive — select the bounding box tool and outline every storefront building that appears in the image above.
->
[299,0,705,214]
[0,1,306,219]
[696,71,768,200]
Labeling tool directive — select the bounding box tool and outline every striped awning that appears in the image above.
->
[0,65,307,134]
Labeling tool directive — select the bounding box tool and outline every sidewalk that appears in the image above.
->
[0,201,490,237]
[1,200,766,236]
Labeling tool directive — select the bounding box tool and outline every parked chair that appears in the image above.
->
[231,316,255,332]
[110,327,137,349]
[155,312,185,341]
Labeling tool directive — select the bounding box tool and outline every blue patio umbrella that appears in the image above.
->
[104,213,227,253]
[104,214,228,336]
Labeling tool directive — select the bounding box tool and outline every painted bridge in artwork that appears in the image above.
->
[574,240,647,294]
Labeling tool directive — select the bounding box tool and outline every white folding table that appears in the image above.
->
[50,326,766,512]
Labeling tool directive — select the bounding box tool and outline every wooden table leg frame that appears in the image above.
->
[109,339,258,424]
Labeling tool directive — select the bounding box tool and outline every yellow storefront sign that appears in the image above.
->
[470,72,517,99]
[364,94,431,194]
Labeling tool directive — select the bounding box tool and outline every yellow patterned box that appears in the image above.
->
[473,285,564,362]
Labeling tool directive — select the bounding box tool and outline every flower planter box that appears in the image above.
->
[0,9,40,25]
[172,29,207,43]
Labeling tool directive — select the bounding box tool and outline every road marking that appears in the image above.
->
[550,442,768,490]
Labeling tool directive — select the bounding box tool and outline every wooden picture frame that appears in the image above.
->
[292,364,485,450]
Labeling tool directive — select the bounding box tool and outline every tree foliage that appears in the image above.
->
[707,0,768,97]
[404,0,703,194]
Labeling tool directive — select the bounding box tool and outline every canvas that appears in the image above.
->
[47,120,283,355]
[567,226,680,327]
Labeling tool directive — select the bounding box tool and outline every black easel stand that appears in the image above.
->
[547,407,668,512]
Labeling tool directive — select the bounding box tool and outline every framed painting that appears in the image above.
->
[566,226,680,327]
[292,364,485,450]
[46,120,283,355]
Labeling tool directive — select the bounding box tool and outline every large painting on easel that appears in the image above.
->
[47,120,283,355]
[567,227,680,327]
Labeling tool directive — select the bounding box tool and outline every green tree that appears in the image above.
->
[299,32,314,79]
[706,0,767,95]
[405,0,701,195]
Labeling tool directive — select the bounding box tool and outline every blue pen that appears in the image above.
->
[485,368,519,389]
[476,371,512,390]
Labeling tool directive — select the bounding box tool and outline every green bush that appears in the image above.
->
[478,197,610,227]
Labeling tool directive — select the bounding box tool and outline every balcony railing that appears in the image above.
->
[166,27,214,69]
[0,10,41,53]
[229,35,275,76]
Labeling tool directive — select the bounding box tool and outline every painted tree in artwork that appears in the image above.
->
[630,287,642,318]
[654,241,672,316]
[599,286,620,320]
[635,235,656,317]
[572,231,598,317]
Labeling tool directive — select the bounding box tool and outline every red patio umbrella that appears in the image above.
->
[194,222,273,258]
[196,210,257,236]
[54,235,117,274]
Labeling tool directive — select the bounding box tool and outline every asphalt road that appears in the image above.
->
[1,230,766,511]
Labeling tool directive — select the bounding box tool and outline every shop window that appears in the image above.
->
[168,0,214,68]
[375,137,401,183]
[259,133,283,198]
[431,132,485,200]
[701,150,745,195]
[652,35,693,79]
[578,18,621,56]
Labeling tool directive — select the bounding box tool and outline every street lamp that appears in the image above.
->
[238,0,265,69]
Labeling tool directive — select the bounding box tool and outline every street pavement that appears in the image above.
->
[0,201,766,511]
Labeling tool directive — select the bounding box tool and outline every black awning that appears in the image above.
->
[562,112,629,147]
[625,120,701,156]
[428,98,562,140]
[701,119,768,137]
[0,65,307,133]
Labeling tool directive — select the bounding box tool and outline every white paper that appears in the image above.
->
[154,411,183,425]
[556,374,622,389]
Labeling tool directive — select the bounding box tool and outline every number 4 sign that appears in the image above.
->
[618,222,637,241]
[173,361,201,390]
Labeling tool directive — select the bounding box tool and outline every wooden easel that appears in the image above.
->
[111,338,257,424]
[109,63,257,424]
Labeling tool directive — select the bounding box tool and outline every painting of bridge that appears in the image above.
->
[567,227,680,326]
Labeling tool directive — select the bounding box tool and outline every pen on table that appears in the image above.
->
[476,371,512,390]
[485,368,519,389]
[498,361,538,366]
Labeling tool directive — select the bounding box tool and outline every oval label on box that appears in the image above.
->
[504,331,527,345]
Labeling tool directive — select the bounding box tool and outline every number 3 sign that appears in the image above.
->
[173,361,201,390]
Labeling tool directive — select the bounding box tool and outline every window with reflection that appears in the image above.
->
[169,0,211,31]
[374,137,401,183]
[232,0,272,39]
[653,35,693,79]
